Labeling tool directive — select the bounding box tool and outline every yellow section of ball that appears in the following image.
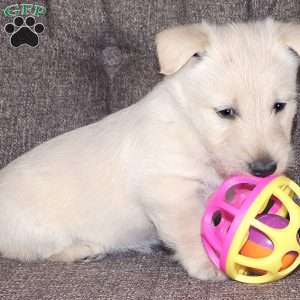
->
[226,176,300,284]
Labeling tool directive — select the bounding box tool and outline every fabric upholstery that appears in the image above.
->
[1,252,300,300]
[0,0,300,299]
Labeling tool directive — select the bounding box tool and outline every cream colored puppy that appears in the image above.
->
[0,19,299,280]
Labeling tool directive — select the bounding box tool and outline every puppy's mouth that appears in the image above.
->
[235,163,286,178]
[212,155,287,179]
[222,164,285,179]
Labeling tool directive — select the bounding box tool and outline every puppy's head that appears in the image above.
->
[156,19,300,178]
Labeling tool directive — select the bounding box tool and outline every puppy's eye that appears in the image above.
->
[216,108,237,120]
[273,102,286,113]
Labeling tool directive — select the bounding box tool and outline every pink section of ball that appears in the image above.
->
[201,175,276,272]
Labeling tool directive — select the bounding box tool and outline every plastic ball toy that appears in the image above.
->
[201,175,300,283]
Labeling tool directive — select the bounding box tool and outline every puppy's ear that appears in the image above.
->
[155,24,209,75]
[278,22,300,57]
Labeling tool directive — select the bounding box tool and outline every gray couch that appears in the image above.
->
[1,0,300,299]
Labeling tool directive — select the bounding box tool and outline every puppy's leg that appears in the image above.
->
[145,177,225,280]
[48,243,103,262]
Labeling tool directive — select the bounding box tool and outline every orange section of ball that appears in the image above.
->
[280,253,297,270]
[241,239,272,258]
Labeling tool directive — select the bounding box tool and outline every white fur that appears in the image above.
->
[0,19,299,280]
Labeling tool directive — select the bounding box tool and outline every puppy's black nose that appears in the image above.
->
[248,158,277,177]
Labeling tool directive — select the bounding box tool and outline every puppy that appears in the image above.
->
[0,19,299,280]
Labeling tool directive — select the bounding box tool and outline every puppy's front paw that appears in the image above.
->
[184,258,227,281]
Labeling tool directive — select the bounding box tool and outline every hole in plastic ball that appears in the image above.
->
[235,263,248,275]
[256,214,289,229]
[297,228,300,244]
[240,226,273,258]
[279,184,299,206]
[235,263,267,276]
[225,183,255,208]
[260,198,275,215]
[258,195,288,217]
[280,251,298,270]
[245,268,267,276]
[293,194,300,205]
[212,211,222,226]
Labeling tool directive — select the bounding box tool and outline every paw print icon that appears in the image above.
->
[5,16,44,47]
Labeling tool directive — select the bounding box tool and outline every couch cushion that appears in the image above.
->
[0,0,109,168]
[1,252,300,300]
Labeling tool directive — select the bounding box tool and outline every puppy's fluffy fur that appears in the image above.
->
[0,19,299,280]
